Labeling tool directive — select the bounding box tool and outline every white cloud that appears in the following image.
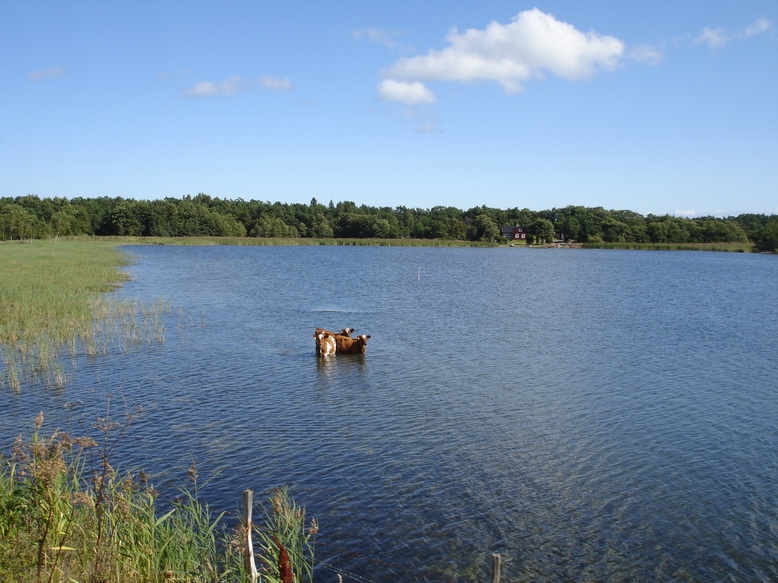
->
[184,76,245,97]
[695,27,729,48]
[379,8,624,100]
[28,67,66,81]
[743,17,772,38]
[259,76,292,91]
[675,210,697,218]
[354,28,412,51]
[183,75,292,97]
[629,44,663,65]
[695,17,772,48]
[378,79,437,105]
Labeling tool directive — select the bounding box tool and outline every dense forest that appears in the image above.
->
[1,194,777,251]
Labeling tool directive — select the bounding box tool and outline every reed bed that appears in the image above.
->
[0,413,316,582]
[0,240,171,391]
[581,241,754,252]
[94,235,499,247]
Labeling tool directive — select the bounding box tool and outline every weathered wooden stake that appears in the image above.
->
[491,553,501,583]
[243,489,259,583]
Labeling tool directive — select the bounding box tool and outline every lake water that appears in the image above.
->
[2,245,777,582]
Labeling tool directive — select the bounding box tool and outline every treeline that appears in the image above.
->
[1,194,777,251]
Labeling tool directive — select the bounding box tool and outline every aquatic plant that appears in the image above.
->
[253,487,317,583]
[0,240,170,391]
[0,412,317,582]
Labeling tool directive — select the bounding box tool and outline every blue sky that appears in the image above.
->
[2,1,776,217]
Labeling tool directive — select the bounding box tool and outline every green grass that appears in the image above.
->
[1,239,317,580]
[0,414,316,582]
[91,235,499,247]
[581,241,755,252]
[0,240,169,390]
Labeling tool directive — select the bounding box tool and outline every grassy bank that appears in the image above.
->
[93,235,499,247]
[92,235,757,251]
[0,414,315,582]
[581,241,755,252]
[1,242,316,581]
[0,240,170,390]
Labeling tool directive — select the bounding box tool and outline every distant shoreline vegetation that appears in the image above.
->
[1,194,776,252]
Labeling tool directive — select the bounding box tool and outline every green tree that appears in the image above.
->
[110,201,146,236]
[0,203,37,240]
[752,221,778,252]
[601,217,631,242]
[309,214,334,238]
[665,218,690,243]
[468,213,500,241]
[250,215,299,237]
[333,214,397,238]
[647,220,669,243]
[526,217,555,244]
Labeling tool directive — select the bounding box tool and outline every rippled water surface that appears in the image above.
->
[2,246,777,582]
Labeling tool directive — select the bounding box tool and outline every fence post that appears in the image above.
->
[491,553,501,583]
[243,489,259,583]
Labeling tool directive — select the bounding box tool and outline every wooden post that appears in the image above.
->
[243,489,259,583]
[491,553,501,583]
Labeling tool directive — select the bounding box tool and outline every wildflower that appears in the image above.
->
[70,491,93,507]
[308,518,319,536]
[272,488,284,515]
[72,436,98,449]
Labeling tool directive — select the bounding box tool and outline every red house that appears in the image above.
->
[500,225,527,240]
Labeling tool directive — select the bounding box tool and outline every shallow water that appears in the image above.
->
[2,246,777,582]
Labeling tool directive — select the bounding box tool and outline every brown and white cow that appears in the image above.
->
[313,327,354,354]
[334,334,371,354]
[314,327,354,338]
[314,331,337,357]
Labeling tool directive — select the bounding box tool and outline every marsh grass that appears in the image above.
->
[0,412,317,583]
[581,241,755,252]
[0,240,171,391]
[254,486,317,583]
[95,235,498,247]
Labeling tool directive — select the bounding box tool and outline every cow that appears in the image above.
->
[315,327,354,338]
[314,331,337,357]
[314,327,354,353]
[334,334,371,354]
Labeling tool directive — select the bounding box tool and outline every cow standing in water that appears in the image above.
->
[334,334,371,354]
[313,327,353,355]
[314,327,354,339]
[314,331,337,357]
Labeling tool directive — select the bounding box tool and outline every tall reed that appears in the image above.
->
[581,241,754,252]
[0,412,317,582]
